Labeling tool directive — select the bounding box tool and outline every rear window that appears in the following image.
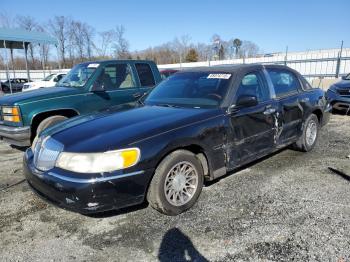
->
[135,63,155,87]
[267,69,301,97]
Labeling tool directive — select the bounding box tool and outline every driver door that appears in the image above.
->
[90,62,141,111]
[227,70,278,168]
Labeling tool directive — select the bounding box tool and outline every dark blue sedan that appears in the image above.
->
[23,64,330,216]
[326,73,350,114]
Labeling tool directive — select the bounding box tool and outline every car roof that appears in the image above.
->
[78,59,155,65]
[179,63,291,73]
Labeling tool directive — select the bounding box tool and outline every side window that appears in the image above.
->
[56,74,64,82]
[235,72,270,103]
[135,63,155,87]
[267,69,301,97]
[301,77,313,90]
[95,63,136,90]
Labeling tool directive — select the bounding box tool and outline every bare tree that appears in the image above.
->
[70,21,85,61]
[48,16,71,67]
[195,43,211,61]
[68,20,95,62]
[97,30,116,58]
[83,24,95,60]
[240,41,260,58]
[172,35,191,62]
[114,25,130,59]
[36,25,50,69]
[0,12,14,27]
[17,15,38,68]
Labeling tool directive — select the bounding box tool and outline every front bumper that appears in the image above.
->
[23,149,154,214]
[0,124,31,146]
[326,90,350,114]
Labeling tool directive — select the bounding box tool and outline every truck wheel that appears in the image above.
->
[292,114,319,152]
[147,150,204,216]
[36,115,68,137]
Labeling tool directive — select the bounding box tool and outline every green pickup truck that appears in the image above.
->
[0,60,162,146]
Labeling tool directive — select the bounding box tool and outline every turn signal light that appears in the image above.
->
[3,115,20,122]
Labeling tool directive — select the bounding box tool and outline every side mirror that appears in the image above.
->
[236,95,258,107]
[53,77,58,82]
[91,80,105,92]
[228,95,258,114]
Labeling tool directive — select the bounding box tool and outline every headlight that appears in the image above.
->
[2,106,19,115]
[2,106,21,123]
[55,148,140,173]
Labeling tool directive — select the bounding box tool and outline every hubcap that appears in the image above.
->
[164,161,199,206]
[305,120,317,147]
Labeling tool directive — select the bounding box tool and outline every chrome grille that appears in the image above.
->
[33,136,63,171]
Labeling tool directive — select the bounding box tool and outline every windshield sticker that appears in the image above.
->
[207,74,231,79]
[87,63,100,68]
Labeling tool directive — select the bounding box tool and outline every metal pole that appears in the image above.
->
[10,47,16,78]
[39,43,46,78]
[3,40,12,94]
[23,42,30,81]
[284,46,288,66]
[335,40,343,78]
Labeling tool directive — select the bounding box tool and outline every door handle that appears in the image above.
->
[133,92,142,98]
[263,107,276,115]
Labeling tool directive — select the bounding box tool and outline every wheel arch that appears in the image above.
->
[311,108,323,124]
[30,108,79,140]
[153,143,212,181]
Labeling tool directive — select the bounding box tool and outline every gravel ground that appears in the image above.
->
[0,114,349,262]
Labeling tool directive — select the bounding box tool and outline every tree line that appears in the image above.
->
[0,13,261,70]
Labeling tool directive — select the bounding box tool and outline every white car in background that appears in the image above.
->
[22,73,66,92]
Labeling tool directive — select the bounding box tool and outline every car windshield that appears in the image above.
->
[345,73,350,80]
[43,74,55,81]
[57,63,98,87]
[144,72,232,108]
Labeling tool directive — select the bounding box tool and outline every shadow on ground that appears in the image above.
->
[158,228,208,262]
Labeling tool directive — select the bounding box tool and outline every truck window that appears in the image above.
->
[235,72,270,102]
[94,63,136,90]
[135,63,155,87]
[267,69,300,97]
[301,77,313,90]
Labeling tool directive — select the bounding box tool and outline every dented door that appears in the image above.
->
[265,68,303,145]
[226,71,277,168]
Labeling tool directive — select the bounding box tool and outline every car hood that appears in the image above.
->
[26,81,47,86]
[0,86,83,106]
[48,105,223,152]
[334,80,350,89]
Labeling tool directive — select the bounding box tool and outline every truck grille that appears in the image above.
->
[337,88,350,96]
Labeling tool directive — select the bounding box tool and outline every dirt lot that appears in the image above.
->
[0,114,349,262]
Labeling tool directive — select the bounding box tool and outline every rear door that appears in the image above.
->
[228,70,278,167]
[135,62,157,95]
[265,68,303,145]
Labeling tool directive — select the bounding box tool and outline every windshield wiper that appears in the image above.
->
[156,103,180,108]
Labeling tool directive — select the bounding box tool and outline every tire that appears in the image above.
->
[292,114,319,152]
[36,115,68,137]
[147,150,204,216]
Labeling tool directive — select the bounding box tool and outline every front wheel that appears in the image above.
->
[292,114,319,152]
[147,150,204,215]
[36,115,68,137]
